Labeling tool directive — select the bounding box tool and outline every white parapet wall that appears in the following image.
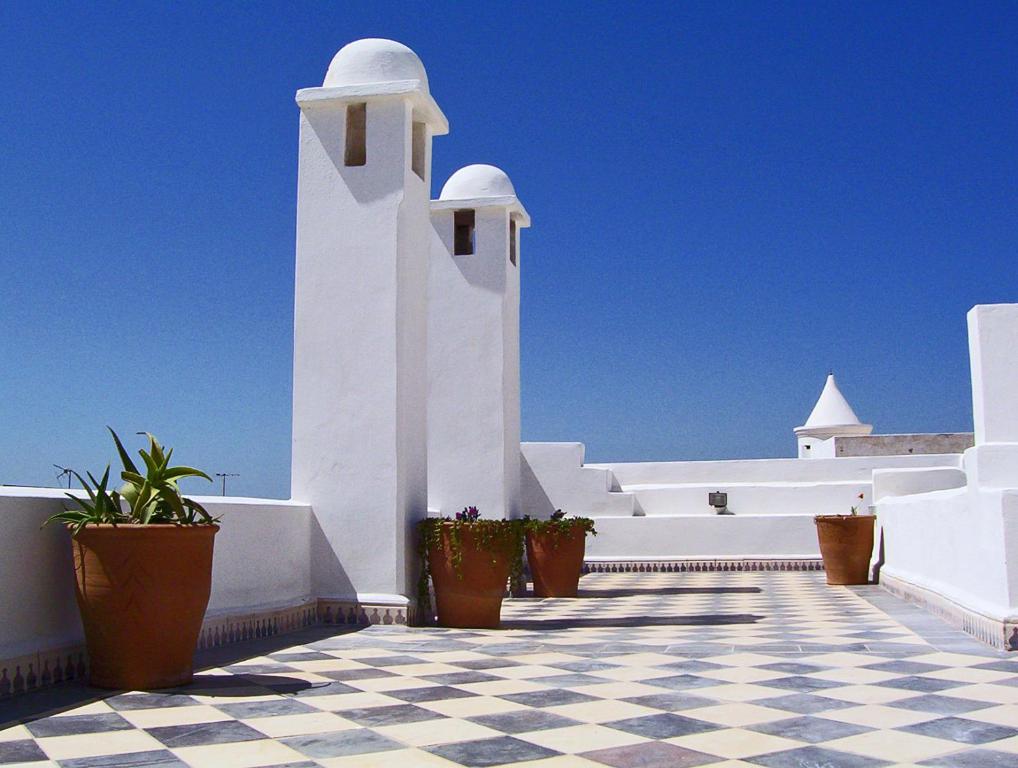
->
[0,488,314,692]
[585,515,823,564]
[876,486,1018,649]
[523,443,965,563]
[873,305,1018,650]
[871,466,967,501]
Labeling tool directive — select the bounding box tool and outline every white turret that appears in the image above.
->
[291,39,447,622]
[795,374,872,458]
[428,165,530,519]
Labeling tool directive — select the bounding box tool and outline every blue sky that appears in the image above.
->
[1,2,1015,498]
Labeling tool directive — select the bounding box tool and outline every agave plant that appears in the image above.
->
[109,427,216,525]
[44,466,125,534]
[43,429,217,531]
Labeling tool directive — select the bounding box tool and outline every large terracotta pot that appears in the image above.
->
[428,524,512,629]
[814,515,874,585]
[526,526,587,597]
[72,524,219,689]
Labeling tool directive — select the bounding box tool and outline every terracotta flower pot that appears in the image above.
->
[72,524,219,689]
[427,523,513,629]
[814,515,874,585]
[526,526,587,597]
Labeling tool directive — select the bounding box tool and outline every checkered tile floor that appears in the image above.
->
[3,572,1018,767]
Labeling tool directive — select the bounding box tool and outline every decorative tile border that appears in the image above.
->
[317,598,411,627]
[880,571,1017,651]
[583,558,824,574]
[198,600,320,651]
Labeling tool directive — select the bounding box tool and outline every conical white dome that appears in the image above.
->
[794,374,872,438]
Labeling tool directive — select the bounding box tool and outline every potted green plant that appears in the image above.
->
[44,428,218,689]
[523,510,596,597]
[814,493,875,585]
[418,507,524,629]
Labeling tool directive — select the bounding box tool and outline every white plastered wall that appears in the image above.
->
[428,206,521,519]
[522,446,965,560]
[0,489,312,661]
[874,304,1018,646]
[291,94,433,603]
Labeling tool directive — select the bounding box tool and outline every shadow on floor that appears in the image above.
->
[0,625,366,728]
[501,613,765,630]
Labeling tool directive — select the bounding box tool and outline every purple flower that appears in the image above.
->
[456,506,480,521]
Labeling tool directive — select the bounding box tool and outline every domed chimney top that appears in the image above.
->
[323,38,429,92]
[296,38,448,135]
[433,164,530,226]
[440,164,516,200]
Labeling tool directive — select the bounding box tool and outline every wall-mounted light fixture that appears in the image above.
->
[709,491,732,515]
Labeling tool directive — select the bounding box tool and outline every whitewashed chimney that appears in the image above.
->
[428,165,531,519]
[291,39,448,618]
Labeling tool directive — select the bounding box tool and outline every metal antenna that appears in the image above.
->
[215,473,239,496]
[53,464,73,489]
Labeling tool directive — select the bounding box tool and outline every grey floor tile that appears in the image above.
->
[145,720,264,747]
[746,745,891,767]
[581,741,720,768]
[26,713,134,737]
[422,671,503,685]
[57,750,188,767]
[105,693,201,711]
[972,660,1018,673]
[0,739,48,764]
[498,689,599,708]
[899,716,1018,744]
[385,685,478,703]
[749,715,873,743]
[620,692,719,712]
[528,673,612,688]
[875,676,965,693]
[644,674,726,691]
[340,704,445,727]
[281,680,360,698]
[427,735,560,766]
[888,694,995,715]
[760,676,844,693]
[757,662,830,675]
[861,660,948,675]
[919,749,1018,767]
[603,712,720,739]
[470,709,580,734]
[551,660,623,673]
[281,728,403,759]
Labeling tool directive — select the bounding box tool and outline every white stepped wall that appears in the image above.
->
[594,454,963,486]
[595,455,963,518]
[521,443,635,518]
[525,443,966,560]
